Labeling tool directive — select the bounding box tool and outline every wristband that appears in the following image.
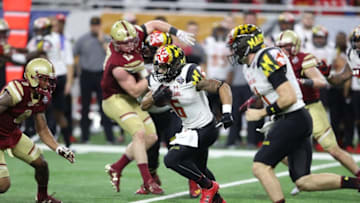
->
[169,27,178,36]
[222,104,232,113]
[265,102,282,115]
[301,78,314,87]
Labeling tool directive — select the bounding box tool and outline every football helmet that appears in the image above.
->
[350,25,360,56]
[24,58,56,95]
[33,17,52,36]
[278,12,295,31]
[312,25,328,48]
[110,20,139,53]
[153,45,185,82]
[0,19,9,45]
[143,31,172,64]
[227,24,265,65]
[275,30,301,56]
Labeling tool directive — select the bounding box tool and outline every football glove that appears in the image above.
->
[317,59,331,77]
[219,113,234,129]
[176,30,195,46]
[152,85,172,106]
[56,146,75,163]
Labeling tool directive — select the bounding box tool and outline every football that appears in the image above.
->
[153,85,172,107]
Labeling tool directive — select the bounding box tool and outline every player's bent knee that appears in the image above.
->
[0,177,10,193]
[31,157,48,170]
[133,130,146,142]
[252,162,270,178]
[295,175,312,191]
[164,152,178,169]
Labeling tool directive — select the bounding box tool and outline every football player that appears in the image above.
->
[228,24,360,203]
[347,25,360,152]
[102,20,194,194]
[276,30,360,195]
[0,58,75,203]
[141,45,233,203]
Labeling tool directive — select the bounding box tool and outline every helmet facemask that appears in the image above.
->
[154,45,185,83]
[228,35,252,65]
[351,27,360,57]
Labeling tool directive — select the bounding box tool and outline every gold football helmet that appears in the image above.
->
[110,20,138,53]
[0,18,9,44]
[275,30,301,56]
[312,25,328,48]
[278,12,295,31]
[153,45,186,82]
[227,24,265,65]
[24,58,56,94]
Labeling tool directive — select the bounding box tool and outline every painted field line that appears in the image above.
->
[37,144,360,161]
[129,162,341,203]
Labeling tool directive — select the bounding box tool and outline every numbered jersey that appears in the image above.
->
[148,64,214,129]
[101,25,147,99]
[0,80,50,149]
[346,48,360,91]
[243,47,304,114]
[290,52,320,103]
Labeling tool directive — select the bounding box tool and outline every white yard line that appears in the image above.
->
[129,162,341,203]
[38,144,360,161]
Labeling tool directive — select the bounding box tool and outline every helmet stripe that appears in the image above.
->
[121,21,130,37]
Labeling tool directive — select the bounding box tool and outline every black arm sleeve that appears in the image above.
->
[268,65,288,89]
[140,24,148,42]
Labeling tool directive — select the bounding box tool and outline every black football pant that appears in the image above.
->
[80,70,114,143]
[164,120,218,185]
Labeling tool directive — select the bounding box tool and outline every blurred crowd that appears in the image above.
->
[0,10,359,153]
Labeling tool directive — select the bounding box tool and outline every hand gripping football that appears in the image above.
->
[152,85,172,107]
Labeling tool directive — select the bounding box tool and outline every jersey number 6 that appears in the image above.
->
[170,99,187,118]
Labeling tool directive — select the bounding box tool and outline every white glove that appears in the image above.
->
[176,30,195,46]
[256,119,275,139]
[56,146,75,163]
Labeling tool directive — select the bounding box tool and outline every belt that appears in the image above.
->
[273,108,304,120]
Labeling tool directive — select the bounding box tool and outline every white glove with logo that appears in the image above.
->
[56,146,75,163]
[176,30,195,46]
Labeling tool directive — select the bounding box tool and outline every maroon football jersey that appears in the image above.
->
[289,52,320,103]
[102,26,146,99]
[0,80,50,149]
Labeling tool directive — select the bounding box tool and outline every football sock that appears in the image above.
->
[197,175,212,189]
[274,199,285,203]
[111,154,131,173]
[355,170,360,178]
[37,185,48,200]
[341,176,359,189]
[138,163,152,184]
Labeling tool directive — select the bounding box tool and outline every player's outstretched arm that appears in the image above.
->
[144,20,195,46]
[34,113,75,163]
[302,67,328,88]
[112,67,148,98]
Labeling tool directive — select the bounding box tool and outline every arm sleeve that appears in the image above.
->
[258,48,286,78]
[185,64,204,85]
[267,66,288,89]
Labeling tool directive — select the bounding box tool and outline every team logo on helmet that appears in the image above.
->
[227,24,265,65]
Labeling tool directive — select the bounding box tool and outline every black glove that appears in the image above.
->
[220,113,233,129]
[152,85,172,106]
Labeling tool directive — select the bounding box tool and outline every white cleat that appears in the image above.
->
[291,186,300,196]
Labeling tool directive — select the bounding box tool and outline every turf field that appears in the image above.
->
[0,145,359,203]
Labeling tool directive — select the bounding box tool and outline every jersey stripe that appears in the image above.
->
[7,81,22,104]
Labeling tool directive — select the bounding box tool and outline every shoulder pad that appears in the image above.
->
[6,80,24,105]
[257,47,286,77]
[186,64,204,85]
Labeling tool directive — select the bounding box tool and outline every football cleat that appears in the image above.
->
[36,194,62,203]
[290,186,300,196]
[200,181,220,203]
[152,172,162,186]
[189,179,201,198]
[144,179,164,195]
[213,193,227,203]
[135,184,149,195]
[105,164,121,192]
